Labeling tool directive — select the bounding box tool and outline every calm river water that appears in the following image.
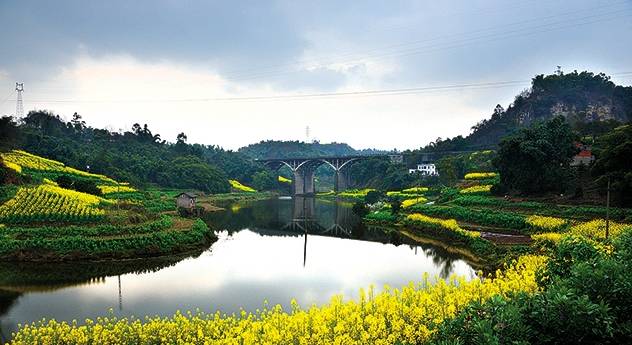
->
[0,197,476,341]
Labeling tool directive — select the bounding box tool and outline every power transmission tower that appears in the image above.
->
[305,126,310,142]
[15,82,24,117]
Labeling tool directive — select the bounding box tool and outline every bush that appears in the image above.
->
[55,175,103,196]
[433,287,615,345]
[351,202,369,217]
[365,190,384,204]
[390,200,402,214]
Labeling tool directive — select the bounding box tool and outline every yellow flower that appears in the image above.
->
[9,255,546,344]
[531,232,563,243]
[98,185,137,194]
[459,185,492,194]
[229,180,256,193]
[569,219,630,240]
[401,197,428,208]
[526,215,567,231]
[464,172,497,180]
[278,176,292,184]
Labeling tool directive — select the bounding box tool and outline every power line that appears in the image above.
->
[12,80,532,104]
[11,71,632,104]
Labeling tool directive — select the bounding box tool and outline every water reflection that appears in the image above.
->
[206,197,478,276]
[0,197,477,342]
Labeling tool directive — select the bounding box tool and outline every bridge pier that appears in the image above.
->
[334,170,349,193]
[293,166,316,196]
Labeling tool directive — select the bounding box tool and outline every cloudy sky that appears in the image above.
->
[1,0,631,150]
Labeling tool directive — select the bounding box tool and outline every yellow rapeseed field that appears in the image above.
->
[1,150,117,184]
[0,184,110,223]
[9,255,546,345]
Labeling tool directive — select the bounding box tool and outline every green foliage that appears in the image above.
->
[157,156,230,193]
[238,140,357,159]
[348,158,417,191]
[592,125,632,207]
[55,175,102,196]
[411,204,528,231]
[364,210,397,223]
[251,170,277,191]
[14,111,260,193]
[0,217,214,260]
[433,288,614,345]
[351,201,369,218]
[493,116,577,194]
[434,228,632,344]
[451,195,632,221]
[390,200,402,215]
[365,190,384,204]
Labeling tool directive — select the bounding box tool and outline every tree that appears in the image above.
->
[252,170,277,191]
[493,116,577,194]
[591,125,632,207]
[0,116,19,150]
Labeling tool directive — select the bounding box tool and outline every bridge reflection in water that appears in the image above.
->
[207,197,478,275]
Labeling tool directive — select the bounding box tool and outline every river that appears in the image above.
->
[0,197,476,341]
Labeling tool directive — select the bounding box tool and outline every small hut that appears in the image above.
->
[175,192,197,210]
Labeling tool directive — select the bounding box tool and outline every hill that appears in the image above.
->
[420,71,632,152]
[238,140,358,159]
[0,112,264,193]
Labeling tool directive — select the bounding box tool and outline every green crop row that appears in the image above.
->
[451,195,632,221]
[410,204,528,231]
[0,219,213,260]
[1,215,173,239]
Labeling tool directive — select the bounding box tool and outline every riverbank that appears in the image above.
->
[0,150,246,262]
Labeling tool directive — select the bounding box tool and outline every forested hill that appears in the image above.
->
[421,71,632,152]
[238,140,359,159]
[0,112,262,193]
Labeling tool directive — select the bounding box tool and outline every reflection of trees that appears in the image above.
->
[0,250,204,294]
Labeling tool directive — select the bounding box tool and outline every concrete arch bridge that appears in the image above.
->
[257,154,401,196]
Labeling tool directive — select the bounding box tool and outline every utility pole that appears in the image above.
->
[15,82,24,117]
[606,176,611,239]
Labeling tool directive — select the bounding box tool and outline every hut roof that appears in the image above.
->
[176,192,198,198]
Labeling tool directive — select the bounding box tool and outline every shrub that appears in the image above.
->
[351,201,369,217]
[365,190,385,204]
[55,175,103,196]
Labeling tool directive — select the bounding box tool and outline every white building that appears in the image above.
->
[408,163,439,176]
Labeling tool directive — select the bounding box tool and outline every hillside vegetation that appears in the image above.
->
[239,140,358,159]
[418,71,632,152]
[0,150,215,260]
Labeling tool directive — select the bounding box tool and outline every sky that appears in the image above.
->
[1,0,631,151]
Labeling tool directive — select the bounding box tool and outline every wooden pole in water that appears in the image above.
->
[606,176,611,239]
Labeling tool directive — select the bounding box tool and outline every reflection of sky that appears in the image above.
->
[1,229,475,334]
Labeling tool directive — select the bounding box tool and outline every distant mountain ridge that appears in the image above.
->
[238,140,392,159]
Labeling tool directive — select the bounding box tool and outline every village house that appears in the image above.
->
[571,143,595,167]
[175,192,197,209]
[408,162,439,176]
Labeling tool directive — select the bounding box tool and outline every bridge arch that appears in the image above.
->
[258,155,398,196]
